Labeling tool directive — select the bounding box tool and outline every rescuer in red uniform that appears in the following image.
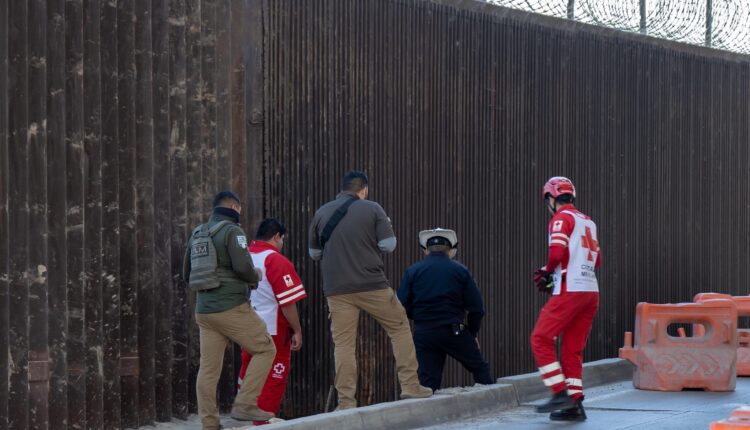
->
[238,218,306,424]
[531,177,601,421]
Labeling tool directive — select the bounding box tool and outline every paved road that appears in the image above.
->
[421,379,750,430]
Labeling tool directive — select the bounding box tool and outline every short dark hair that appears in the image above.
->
[213,191,241,208]
[555,194,575,204]
[341,171,369,193]
[427,244,451,254]
[255,218,287,241]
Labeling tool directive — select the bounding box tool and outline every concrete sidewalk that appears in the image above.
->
[147,358,632,430]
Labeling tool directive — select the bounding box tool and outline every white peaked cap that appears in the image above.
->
[418,228,458,249]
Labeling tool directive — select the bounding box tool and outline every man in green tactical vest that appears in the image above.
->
[183,191,277,429]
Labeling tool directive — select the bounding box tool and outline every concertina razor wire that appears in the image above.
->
[484,0,750,55]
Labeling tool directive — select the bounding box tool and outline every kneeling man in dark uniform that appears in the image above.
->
[397,228,493,391]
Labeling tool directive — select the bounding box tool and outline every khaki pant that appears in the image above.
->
[327,288,421,407]
[196,302,276,429]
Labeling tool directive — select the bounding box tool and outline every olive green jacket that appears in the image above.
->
[183,212,259,313]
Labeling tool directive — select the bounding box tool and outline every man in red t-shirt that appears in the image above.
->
[531,177,601,421]
[238,218,306,423]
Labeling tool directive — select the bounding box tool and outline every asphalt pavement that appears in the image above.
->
[421,379,750,430]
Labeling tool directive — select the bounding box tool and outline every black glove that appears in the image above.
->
[534,268,554,294]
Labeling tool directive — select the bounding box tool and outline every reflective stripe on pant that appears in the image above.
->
[327,288,421,407]
[195,303,276,429]
[238,327,292,421]
[530,292,598,399]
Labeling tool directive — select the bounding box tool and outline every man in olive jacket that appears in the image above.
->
[183,191,276,429]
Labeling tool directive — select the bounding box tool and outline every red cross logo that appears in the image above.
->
[581,227,599,261]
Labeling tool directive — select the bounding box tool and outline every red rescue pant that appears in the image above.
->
[530,292,598,400]
[238,328,292,423]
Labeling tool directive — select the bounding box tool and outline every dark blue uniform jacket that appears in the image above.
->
[397,253,485,336]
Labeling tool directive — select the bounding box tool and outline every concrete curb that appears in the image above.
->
[261,384,517,430]
[497,357,633,403]
[260,358,632,430]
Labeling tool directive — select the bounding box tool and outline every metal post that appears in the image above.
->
[639,0,647,33]
[567,0,575,19]
[706,0,713,47]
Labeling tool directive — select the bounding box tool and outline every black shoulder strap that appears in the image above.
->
[320,196,358,249]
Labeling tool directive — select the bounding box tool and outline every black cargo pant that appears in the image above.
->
[413,325,493,391]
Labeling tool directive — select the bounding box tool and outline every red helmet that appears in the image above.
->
[542,176,576,199]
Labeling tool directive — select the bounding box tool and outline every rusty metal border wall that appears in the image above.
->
[264,0,750,419]
[0,0,265,428]
[0,0,749,427]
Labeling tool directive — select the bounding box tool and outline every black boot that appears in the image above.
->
[550,399,586,421]
[535,391,576,413]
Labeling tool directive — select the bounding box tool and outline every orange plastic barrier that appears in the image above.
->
[695,293,750,376]
[710,406,750,429]
[619,300,737,392]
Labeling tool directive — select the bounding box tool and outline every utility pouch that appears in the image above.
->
[451,323,465,336]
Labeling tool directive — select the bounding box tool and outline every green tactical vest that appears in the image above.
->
[193,216,250,314]
[188,221,234,291]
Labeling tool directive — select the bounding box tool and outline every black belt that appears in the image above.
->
[414,321,464,332]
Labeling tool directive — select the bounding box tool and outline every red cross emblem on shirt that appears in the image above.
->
[581,227,599,261]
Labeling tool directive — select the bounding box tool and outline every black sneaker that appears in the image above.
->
[535,391,577,413]
[550,399,586,421]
